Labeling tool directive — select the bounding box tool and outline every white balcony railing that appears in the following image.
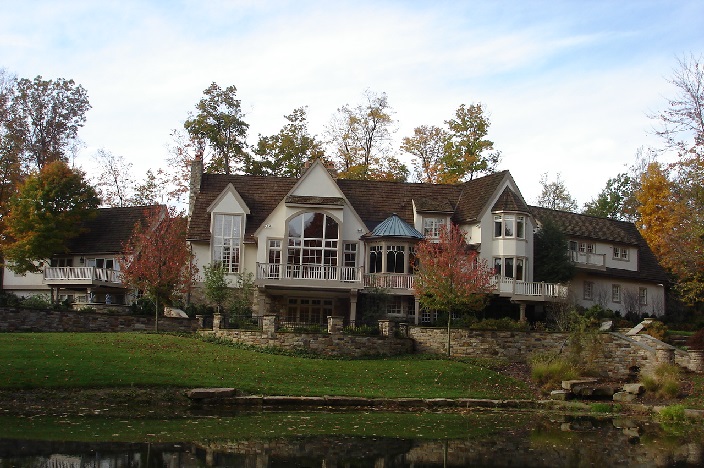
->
[570,251,606,267]
[43,267,122,284]
[256,263,362,283]
[364,273,415,290]
[490,276,568,298]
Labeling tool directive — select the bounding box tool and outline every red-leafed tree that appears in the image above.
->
[119,207,197,331]
[414,223,494,355]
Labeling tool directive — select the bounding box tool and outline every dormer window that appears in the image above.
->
[494,214,525,239]
[212,214,242,273]
[613,246,629,260]
[423,217,446,239]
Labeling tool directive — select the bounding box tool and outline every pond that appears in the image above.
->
[1,410,702,467]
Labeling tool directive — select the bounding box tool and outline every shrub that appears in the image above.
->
[641,363,681,399]
[529,352,579,394]
[20,294,52,310]
[342,324,380,336]
[657,404,686,423]
[686,328,704,350]
[0,292,21,307]
[646,320,668,340]
[469,317,530,331]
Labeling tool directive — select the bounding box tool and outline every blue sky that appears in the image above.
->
[2,0,703,205]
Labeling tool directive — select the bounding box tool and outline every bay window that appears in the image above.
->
[494,214,526,239]
[212,214,242,273]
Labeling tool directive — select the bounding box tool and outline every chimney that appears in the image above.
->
[188,150,203,219]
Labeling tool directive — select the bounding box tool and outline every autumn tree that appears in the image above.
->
[326,89,408,181]
[247,107,325,177]
[2,161,100,273]
[184,82,249,175]
[441,103,501,182]
[414,223,494,355]
[400,125,449,183]
[536,173,578,212]
[0,69,20,249]
[4,75,90,170]
[119,207,197,331]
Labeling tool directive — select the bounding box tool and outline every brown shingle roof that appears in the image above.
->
[492,186,530,213]
[65,205,160,255]
[530,205,669,284]
[188,171,511,240]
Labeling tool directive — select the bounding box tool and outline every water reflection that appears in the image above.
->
[1,412,702,467]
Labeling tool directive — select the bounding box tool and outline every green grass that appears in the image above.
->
[0,333,531,399]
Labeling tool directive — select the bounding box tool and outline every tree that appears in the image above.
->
[536,173,578,212]
[4,75,90,170]
[533,218,575,283]
[326,89,408,181]
[131,169,168,206]
[91,149,134,207]
[247,107,325,177]
[184,82,249,175]
[414,223,494,355]
[400,125,449,183]
[0,69,21,247]
[203,262,229,313]
[119,207,197,331]
[441,103,501,182]
[2,161,99,274]
[582,173,638,221]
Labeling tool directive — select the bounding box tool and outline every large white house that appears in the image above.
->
[186,158,668,325]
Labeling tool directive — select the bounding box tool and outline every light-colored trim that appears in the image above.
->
[207,183,251,214]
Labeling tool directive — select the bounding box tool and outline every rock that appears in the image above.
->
[571,384,595,397]
[613,391,637,402]
[600,320,613,331]
[623,427,642,438]
[562,379,598,391]
[612,417,639,429]
[550,390,572,401]
[164,307,189,318]
[186,388,237,399]
[623,383,645,395]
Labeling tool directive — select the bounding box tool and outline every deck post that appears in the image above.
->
[519,303,527,323]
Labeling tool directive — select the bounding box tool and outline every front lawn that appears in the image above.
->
[0,333,531,399]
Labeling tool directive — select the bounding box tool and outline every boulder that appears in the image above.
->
[623,383,645,395]
[562,379,598,391]
[550,390,572,401]
[613,391,637,402]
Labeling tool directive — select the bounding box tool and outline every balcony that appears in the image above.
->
[256,263,363,290]
[491,276,568,300]
[364,273,415,290]
[570,251,606,269]
[43,267,123,287]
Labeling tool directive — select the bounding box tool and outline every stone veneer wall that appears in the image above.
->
[0,307,198,333]
[204,329,413,357]
[408,327,680,379]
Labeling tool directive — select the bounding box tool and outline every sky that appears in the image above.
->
[2,0,703,207]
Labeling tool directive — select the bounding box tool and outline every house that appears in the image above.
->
[1,205,158,306]
[189,158,666,326]
[530,206,668,316]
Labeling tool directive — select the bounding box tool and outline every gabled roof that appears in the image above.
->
[187,170,513,240]
[530,205,669,284]
[492,187,530,213]
[65,205,161,255]
[365,213,424,239]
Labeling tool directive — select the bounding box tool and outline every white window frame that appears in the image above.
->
[611,284,621,303]
[639,287,647,306]
[613,246,629,260]
[212,213,242,274]
[423,217,446,240]
[584,281,594,301]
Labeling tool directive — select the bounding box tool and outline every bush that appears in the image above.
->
[646,320,668,340]
[342,324,380,336]
[529,352,579,394]
[0,292,21,307]
[19,294,52,310]
[469,317,530,331]
[641,363,681,399]
[686,328,704,350]
[657,404,686,423]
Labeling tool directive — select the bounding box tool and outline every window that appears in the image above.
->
[611,284,621,303]
[504,257,514,278]
[387,245,406,274]
[87,258,116,269]
[639,287,647,306]
[584,281,594,300]
[287,212,338,269]
[579,242,595,253]
[493,257,502,276]
[515,258,525,281]
[50,258,73,267]
[343,243,357,267]
[213,214,242,273]
[369,245,383,273]
[494,214,526,239]
[286,298,333,324]
[613,246,629,260]
[266,239,281,278]
[423,217,446,239]
[386,298,404,315]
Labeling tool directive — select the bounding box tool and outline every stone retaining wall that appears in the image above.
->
[0,307,198,333]
[204,329,413,357]
[407,327,681,379]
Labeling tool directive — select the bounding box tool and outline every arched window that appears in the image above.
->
[287,212,339,267]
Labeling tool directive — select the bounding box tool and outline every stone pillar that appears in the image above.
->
[518,303,527,323]
[656,345,675,365]
[262,314,277,338]
[213,313,222,331]
[195,315,205,329]
[349,291,358,327]
[256,287,267,316]
[328,316,344,334]
[689,349,704,373]
[414,298,420,325]
[378,319,395,337]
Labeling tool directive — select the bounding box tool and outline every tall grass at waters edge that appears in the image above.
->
[0,333,532,400]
